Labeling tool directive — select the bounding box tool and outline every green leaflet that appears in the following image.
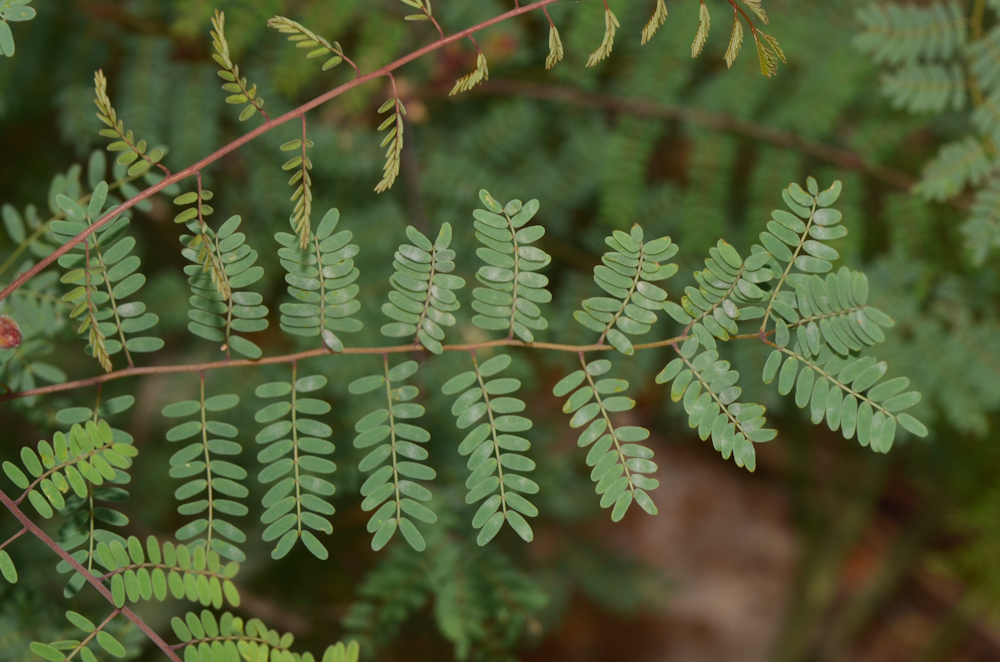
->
[69,535,239,609]
[4,419,136,533]
[0,549,16,584]
[769,267,893,360]
[350,358,436,551]
[554,356,657,520]
[255,370,336,560]
[52,180,162,372]
[381,223,464,354]
[656,333,774,471]
[30,399,139,598]
[767,347,926,451]
[163,381,247,562]
[277,208,363,352]
[668,238,773,341]
[0,0,36,58]
[575,225,677,354]
[180,213,269,359]
[172,609,356,662]
[471,191,551,343]
[444,352,538,544]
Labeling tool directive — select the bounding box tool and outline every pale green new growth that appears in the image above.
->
[692,1,711,58]
[267,15,350,72]
[211,10,265,122]
[587,5,620,67]
[450,51,489,96]
[753,29,785,77]
[546,18,564,68]
[93,71,165,179]
[374,96,405,193]
[173,187,230,301]
[740,0,769,24]
[280,133,315,249]
[725,11,744,68]
[641,0,668,45]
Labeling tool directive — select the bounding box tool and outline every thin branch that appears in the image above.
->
[0,526,27,551]
[0,488,182,662]
[67,609,120,662]
[469,79,920,193]
[0,333,710,403]
[0,0,563,305]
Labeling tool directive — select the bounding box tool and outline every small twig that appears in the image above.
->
[0,526,27,551]
[0,331,732,403]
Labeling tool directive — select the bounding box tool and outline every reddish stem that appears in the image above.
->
[0,334,695,404]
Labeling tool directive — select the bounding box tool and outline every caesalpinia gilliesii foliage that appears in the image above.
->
[0,3,925,662]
